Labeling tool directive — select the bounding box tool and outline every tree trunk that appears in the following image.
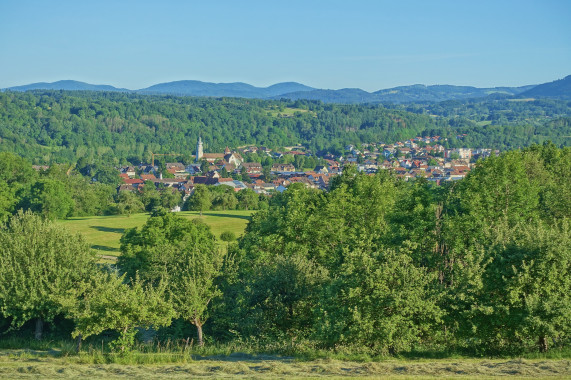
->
[196,321,204,347]
[538,335,548,352]
[121,326,129,352]
[76,334,83,353]
[34,317,43,341]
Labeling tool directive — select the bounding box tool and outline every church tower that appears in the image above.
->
[195,136,204,162]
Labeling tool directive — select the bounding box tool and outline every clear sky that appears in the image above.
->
[1,0,569,91]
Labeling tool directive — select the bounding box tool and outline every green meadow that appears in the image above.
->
[58,211,253,260]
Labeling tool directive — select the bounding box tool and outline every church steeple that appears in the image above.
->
[196,136,203,162]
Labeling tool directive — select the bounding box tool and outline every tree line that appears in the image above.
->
[0,143,569,355]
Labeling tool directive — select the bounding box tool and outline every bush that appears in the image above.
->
[219,231,236,242]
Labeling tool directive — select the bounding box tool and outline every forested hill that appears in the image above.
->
[520,75,571,99]
[139,80,315,97]
[6,80,129,93]
[0,90,569,164]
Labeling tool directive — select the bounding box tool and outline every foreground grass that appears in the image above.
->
[0,338,569,378]
[58,210,253,259]
[0,350,569,379]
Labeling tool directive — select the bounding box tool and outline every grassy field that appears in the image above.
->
[58,211,253,260]
[0,350,569,379]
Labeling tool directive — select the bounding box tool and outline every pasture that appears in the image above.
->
[58,211,253,261]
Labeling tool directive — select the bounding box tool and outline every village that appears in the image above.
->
[117,135,497,200]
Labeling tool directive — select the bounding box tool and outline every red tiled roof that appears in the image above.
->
[123,178,144,184]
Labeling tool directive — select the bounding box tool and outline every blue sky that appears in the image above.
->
[1,0,569,91]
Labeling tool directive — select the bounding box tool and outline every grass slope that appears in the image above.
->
[58,211,253,259]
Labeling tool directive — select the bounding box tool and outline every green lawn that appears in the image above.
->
[58,210,253,259]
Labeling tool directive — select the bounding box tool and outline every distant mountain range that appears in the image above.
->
[3,76,570,103]
[138,80,315,98]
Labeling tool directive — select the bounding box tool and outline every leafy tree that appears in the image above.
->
[140,181,161,212]
[94,166,120,185]
[200,160,209,174]
[117,210,223,346]
[0,181,16,223]
[467,220,571,353]
[427,158,439,166]
[211,186,238,211]
[160,188,182,210]
[293,155,305,170]
[186,184,211,216]
[0,152,36,185]
[243,254,328,338]
[315,247,441,353]
[219,231,236,242]
[60,271,175,352]
[20,178,74,219]
[236,188,258,210]
[232,169,402,339]
[0,211,96,339]
[114,190,145,216]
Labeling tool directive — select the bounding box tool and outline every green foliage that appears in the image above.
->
[315,247,441,353]
[20,178,75,219]
[1,142,570,356]
[467,220,571,353]
[438,143,571,352]
[60,272,175,352]
[0,211,96,332]
[236,188,259,210]
[210,185,238,211]
[113,190,145,216]
[185,184,211,215]
[224,167,441,352]
[219,231,236,242]
[118,210,223,345]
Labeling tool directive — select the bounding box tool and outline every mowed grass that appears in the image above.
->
[0,351,569,379]
[58,210,253,260]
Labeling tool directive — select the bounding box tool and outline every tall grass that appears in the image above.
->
[1,335,569,365]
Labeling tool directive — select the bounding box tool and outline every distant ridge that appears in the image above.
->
[278,84,536,104]
[4,76,569,103]
[6,80,129,92]
[137,80,315,98]
[519,75,571,99]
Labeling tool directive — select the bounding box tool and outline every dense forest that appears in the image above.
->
[0,143,569,355]
[0,91,569,165]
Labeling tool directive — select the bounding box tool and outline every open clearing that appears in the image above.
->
[58,211,253,260]
[0,351,569,379]
[267,107,316,117]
